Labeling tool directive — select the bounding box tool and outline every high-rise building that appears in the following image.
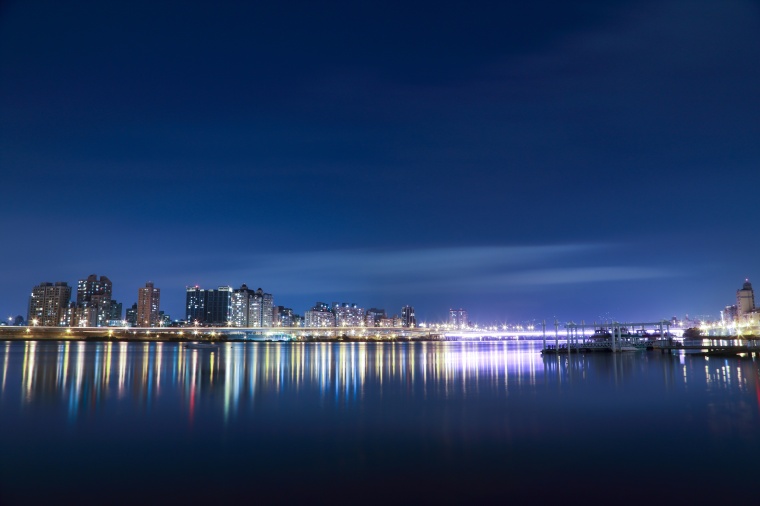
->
[109,300,123,321]
[137,282,161,327]
[401,305,416,328]
[305,302,335,327]
[186,286,206,324]
[75,274,112,326]
[333,302,365,326]
[365,308,386,327]
[274,306,296,327]
[125,303,138,326]
[77,274,112,304]
[185,286,233,325]
[205,286,233,325]
[737,279,755,317]
[231,284,254,327]
[449,308,468,329]
[259,289,274,327]
[28,282,71,326]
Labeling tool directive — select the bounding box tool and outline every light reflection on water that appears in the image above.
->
[1,340,759,504]
[1,341,758,422]
[4,341,549,418]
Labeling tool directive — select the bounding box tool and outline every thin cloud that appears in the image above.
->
[169,244,680,295]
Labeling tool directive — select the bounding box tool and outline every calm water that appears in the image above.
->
[1,340,758,504]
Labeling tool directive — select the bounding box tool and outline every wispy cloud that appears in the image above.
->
[156,244,680,295]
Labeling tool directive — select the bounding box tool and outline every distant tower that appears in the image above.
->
[449,308,468,329]
[401,305,416,328]
[137,282,161,327]
[737,279,755,317]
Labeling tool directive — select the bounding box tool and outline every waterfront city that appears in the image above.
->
[4,275,760,341]
[3,2,760,504]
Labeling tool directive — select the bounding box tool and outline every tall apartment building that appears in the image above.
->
[231,284,254,327]
[333,302,365,326]
[73,274,113,327]
[737,279,755,317]
[274,306,296,327]
[137,282,161,327]
[186,286,206,324]
[365,308,386,327]
[449,308,468,329]
[229,285,274,327]
[401,305,416,328]
[305,302,335,327]
[28,282,71,326]
[125,303,138,326]
[256,288,274,327]
[185,286,234,325]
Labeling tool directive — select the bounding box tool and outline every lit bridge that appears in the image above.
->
[0,325,551,341]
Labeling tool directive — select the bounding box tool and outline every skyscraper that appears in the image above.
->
[401,305,416,328]
[28,282,71,326]
[185,286,233,325]
[186,286,206,324]
[205,286,233,325]
[449,308,468,329]
[137,282,161,327]
[75,274,113,326]
[737,279,755,317]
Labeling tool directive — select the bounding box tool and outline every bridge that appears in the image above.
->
[0,324,550,341]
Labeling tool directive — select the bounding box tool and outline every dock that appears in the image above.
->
[540,319,760,356]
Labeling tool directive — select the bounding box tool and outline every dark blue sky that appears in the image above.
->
[2,0,759,324]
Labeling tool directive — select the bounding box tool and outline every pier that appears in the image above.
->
[540,319,760,356]
[541,320,672,354]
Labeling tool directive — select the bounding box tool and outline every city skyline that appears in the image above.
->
[2,1,759,323]
[15,273,756,328]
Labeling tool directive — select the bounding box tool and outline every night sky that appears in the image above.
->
[1,0,759,324]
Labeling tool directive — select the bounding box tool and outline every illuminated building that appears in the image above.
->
[722,305,738,323]
[186,286,205,324]
[27,281,71,326]
[137,282,161,327]
[230,285,274,327]
[125,303,138,326]
[274,306,296,327]
[205,286,232,325]
[305,302,335,327]
[259,289,274,327]
[377,316,402,328]
[737,279,755,317]
[365,308,386,327]
[75,274,113,327]
[333,302,365,326]
[231,284,254,327]
[449,308,468,329]
[185,286,235,325]
[109,300,122,321]
[240,287,274,327]
[401,305,416,328]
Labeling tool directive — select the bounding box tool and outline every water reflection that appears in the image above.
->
[1,340,758,422]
